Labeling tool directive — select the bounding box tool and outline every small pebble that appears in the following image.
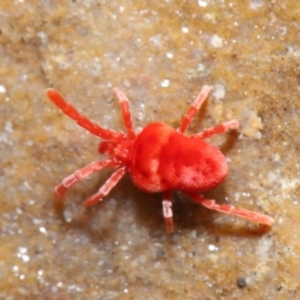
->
[236,277,247,288]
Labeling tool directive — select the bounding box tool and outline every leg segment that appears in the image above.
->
[83,166,126,207]
[113,88,136,139]
[47,89,122,140]
[191,120,239,139]
[162,191,174,233]
[179,85,212,134]
[190,194,274,225]
[54,160,119,198]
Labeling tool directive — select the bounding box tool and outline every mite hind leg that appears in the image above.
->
[190,194,274,226]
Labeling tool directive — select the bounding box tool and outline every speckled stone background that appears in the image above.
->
[1,1,299,299]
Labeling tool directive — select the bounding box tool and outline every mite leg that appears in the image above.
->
[47,89,122,140]
[179,85,212,134]
[54,160,118,198]
[83,166,126,207]
[162,191,174,233]
[190,120,239,139]
[113,88,136,139]
[190,194,274,226]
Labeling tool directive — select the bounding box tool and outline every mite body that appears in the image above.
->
[130,122,227,194]
[47,86,273,232]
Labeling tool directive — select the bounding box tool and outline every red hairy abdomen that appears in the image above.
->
[129,122,228,193]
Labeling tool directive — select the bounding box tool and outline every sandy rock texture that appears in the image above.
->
[0,1,299,299]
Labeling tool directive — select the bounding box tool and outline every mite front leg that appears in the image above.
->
[179,85,212,134]
[83,166,126,207]
[113,88,136,139]
[162,191,174,233]
[190,194,274,226]
[191,120,239,139]
[47,89,122,140]
[54,160,118,198]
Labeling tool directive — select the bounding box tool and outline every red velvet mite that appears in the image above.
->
[47,86,273,233]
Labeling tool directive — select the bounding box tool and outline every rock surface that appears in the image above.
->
[0,1,298,299]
